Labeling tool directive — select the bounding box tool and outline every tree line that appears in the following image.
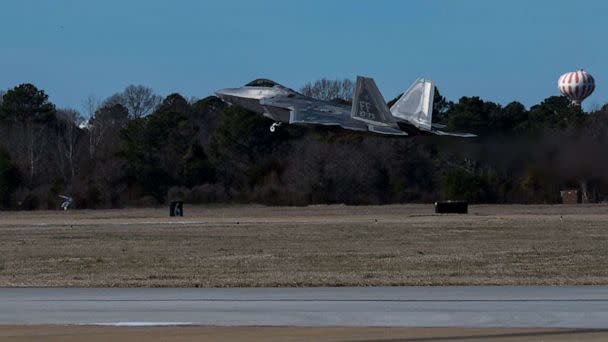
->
[0,79,607,210]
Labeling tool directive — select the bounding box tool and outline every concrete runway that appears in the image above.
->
[2,286,608,328]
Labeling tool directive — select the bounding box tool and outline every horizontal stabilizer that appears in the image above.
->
[368,125,408,136]
[432,130,477,138]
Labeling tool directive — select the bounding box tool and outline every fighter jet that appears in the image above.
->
[215,76,475,137]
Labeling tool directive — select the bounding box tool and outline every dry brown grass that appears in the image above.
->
[1,204,608,287]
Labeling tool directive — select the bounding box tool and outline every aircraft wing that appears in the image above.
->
[262,96,406,136]
[261,96,367,131]
[261,96,342,125]
[431,129,477,138]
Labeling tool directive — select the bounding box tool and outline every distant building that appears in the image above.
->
[560,189,578,204]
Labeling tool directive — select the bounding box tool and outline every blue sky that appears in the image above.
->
[0,0,606,113]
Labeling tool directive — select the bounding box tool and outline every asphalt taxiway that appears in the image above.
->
[2,286,608,328]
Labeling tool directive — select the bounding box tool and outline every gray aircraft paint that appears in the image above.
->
[391,78,477,137]
[350,76,398,128]
[390,78,434,131]
[215,77,475,137]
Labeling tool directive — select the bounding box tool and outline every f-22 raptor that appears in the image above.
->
[215,76,475,137]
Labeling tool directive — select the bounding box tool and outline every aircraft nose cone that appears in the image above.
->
[215,88,238,98]
[215,88,244,105]
[214,89,227,99]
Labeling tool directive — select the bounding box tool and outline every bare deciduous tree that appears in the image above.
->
[4,121,48,183]
[82,95,102,159]
[103,85,161,119]
[123,85,161,118]
[300,78,354,102]
[101,93,124,108]
[82,95,101,120]
[55,108,84,185]
[87,104,129,159]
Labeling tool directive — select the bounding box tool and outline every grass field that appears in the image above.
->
[1,204,608,287]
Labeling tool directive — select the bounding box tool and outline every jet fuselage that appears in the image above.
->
[215,84,298,123]
[215,78,476,137]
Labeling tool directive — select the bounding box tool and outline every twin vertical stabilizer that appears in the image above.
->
[351,76,397,128]
[350,76,434,131]
[389,78,435,131]
[351,75,476,137]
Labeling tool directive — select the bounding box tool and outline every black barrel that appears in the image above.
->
[435,200,468,214]
[170,201,183,217]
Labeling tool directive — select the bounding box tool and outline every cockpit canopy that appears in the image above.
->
[244,79,299,95]
[245,79,279,87]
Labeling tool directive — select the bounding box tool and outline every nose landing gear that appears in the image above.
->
[270,122,282,133]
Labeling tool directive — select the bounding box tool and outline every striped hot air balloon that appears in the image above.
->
[558,70,595,106]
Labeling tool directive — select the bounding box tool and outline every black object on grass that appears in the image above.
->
[435,201,468,214]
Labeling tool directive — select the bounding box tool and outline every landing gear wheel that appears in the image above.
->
[269,122,281,133]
